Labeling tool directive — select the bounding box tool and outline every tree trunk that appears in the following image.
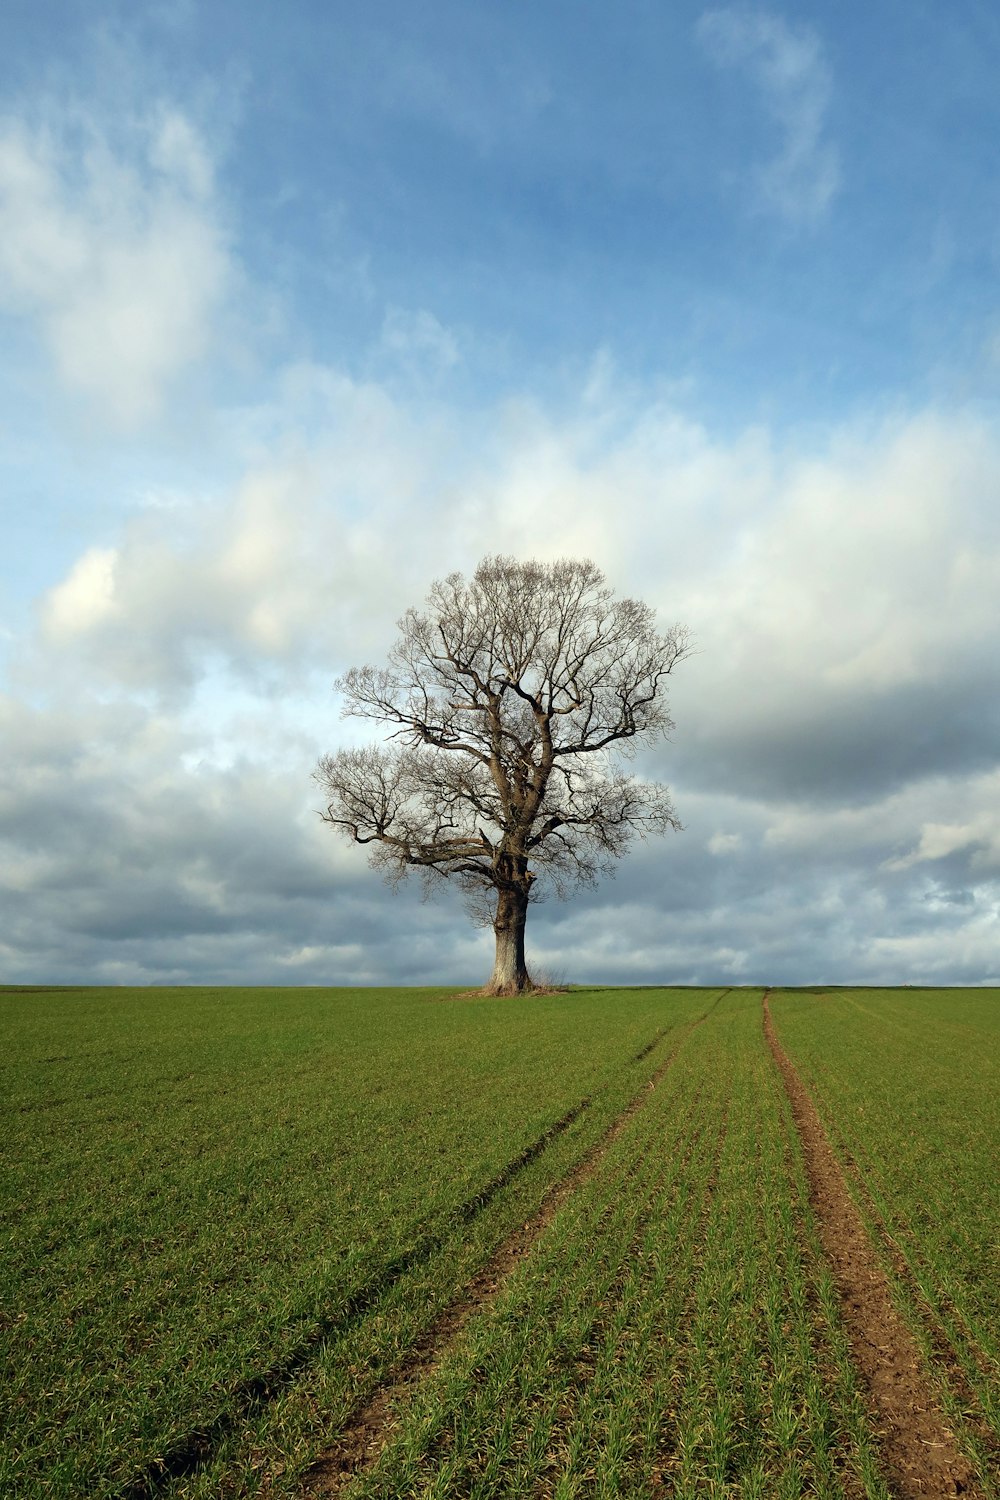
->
[487,884,531,994]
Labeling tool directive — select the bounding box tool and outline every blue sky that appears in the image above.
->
[3,1,1000,985]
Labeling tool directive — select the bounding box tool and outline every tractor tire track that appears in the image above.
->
[777,1129,871,1500]
[114,1100,592,1499]
[763,990,982,1499]
[809,1084,1000,1480]
[819,1101,1000,1409]
[299,989,729,1497]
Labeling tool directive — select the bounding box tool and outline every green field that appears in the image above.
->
[2,984,998,1498]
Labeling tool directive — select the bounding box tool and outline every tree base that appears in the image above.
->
[465,977,569,999]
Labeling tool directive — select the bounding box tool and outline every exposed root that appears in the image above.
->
[465,977,570,999]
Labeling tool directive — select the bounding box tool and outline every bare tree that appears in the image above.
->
[315,557,691,995]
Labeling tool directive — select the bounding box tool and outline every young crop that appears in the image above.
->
[5,983,995,1498]
[1,983,711,1500]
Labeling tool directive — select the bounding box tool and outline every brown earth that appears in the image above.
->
[811,1090,1000,1408]
[763,990,983,1499]
[298,991,727,1496]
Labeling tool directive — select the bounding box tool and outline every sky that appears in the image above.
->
[3,0,1000,987]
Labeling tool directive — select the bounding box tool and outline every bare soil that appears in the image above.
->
[763,990,982,1499]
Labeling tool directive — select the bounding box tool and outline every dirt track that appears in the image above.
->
[763,990,981,1499]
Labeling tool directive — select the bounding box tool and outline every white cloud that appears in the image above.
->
[32,366,465,695]
[884,821,990,871]
[708,832,743,855]
[380,306,461,372]
[147,107,214,199]
[697,7,840,224]
[25,365,769,702]
[883,802,1000,875]
[38,463,342,690]
[44,547,119,636]
[0,104,230,425]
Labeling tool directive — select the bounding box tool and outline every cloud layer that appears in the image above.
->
[5,361,1000,985]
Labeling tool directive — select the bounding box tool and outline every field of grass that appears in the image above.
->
[2,982,998,1498]
[1,984,708,1498]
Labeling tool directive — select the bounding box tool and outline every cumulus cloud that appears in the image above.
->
[0,103,230,425]
[44,547,119,636]
[696,7,840,224]
[33,369,469,697]
[38,472,338,694]
[437,399,1000,813]
[885,821,996,872]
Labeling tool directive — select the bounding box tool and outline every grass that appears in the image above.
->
[3,982,998,1497]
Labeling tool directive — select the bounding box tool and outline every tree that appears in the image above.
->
[315,556,691,995]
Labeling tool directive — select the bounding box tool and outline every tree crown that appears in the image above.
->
[316,556,690,913]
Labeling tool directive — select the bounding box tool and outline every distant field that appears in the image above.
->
[2,984,998,1498]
